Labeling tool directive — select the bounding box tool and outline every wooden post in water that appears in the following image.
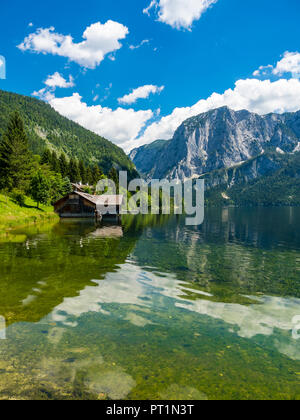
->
[95,209,102,223]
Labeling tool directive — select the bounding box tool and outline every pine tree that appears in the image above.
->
[59,153,68,178]
[51,151,60,173]
[68,158,80,183]
[92,164,102,185]
[79,160,86,184]
[41,149,52,165]
[108,167,119,192]
[0,112,32,191]
[86,166,93,186]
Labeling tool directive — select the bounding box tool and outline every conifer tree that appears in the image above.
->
[0,112,32,191]
[41,149,52,166]
[59,153,68,178]
[86,166,93,186]
[68,158,80,183]
[108,167,119,192]
[92,164,102,185]
[79,160,86,184]
[51,151,60,173]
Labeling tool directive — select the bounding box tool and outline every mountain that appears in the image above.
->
[0,90,138,177]
[200,151,286,190]
[130,106,300,181]
[129,139,171,178]
[202,151,300,206]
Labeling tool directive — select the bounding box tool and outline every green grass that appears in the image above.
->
[0,193,58,231]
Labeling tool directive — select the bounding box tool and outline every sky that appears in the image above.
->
[1,0,300,152]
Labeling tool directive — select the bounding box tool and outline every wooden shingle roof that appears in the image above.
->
[76,191,124,206]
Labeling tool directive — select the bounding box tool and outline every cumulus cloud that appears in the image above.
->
[38,77,300,152]
[44,72,74,88]
[273,51,300,78]
[18,20,129,68]
[136,78,300,147]
[32,51,300,153]
[32,88,55,102]
[48,93,153,151]
[33,72,75,102]
[118,85,164,105]
[253,65,273,77]
[143,0,218,30]
[253,51,300,79]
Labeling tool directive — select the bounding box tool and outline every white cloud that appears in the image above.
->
[118,85,164,105]
[129,39,150,50]
[253,65,273,77]
[273,51,300,78]
[33,72,75,101]
[143,0,157,16]
[253,51,300,79]
[35,76,300,152]
[136,78,300,147]
[32,88,55,102]
[44,72,74,88]
[48,93,153,151]
[32,51,300,154]
[18,20,129,69]
[143,0,218,30]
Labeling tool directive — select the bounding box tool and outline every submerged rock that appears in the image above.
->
[159,384,208,400]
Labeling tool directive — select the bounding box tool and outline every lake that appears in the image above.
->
[0,208,299,400]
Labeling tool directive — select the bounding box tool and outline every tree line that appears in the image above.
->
[0,112,117,208]
[40,149,105,186]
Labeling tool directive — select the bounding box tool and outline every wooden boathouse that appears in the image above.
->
[54,191,124,219]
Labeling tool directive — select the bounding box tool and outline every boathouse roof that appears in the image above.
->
[73,191,124,206]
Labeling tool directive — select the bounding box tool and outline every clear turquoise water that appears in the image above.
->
[0,208,299,400]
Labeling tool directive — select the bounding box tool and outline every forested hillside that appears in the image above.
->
[204,152,300,206]
[0,111,127,227]
[0,90,138,177]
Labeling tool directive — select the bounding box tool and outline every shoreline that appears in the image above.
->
[0,213,59,233]
[0,193,59,233]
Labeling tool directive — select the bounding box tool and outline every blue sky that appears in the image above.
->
[1,0,300,151]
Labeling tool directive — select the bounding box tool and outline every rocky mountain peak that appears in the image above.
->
[131,107,300,181]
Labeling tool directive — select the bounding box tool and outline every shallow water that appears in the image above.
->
[0,208,299,400]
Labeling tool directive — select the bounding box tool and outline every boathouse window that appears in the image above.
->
[69,194,79,200]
